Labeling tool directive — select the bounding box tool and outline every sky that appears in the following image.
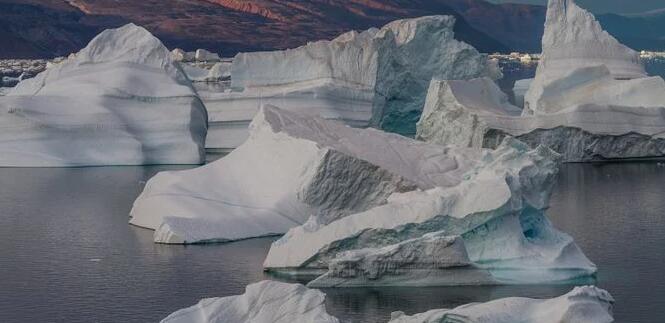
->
[487,0,665,14]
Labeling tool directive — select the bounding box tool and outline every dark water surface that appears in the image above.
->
[1,162,665,322]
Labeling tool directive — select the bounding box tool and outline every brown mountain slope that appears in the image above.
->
[0,0,539,58]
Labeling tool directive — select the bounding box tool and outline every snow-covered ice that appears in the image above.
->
[130,104,493,243]
[416,77,522,148]
[0,24,207,166]
[202,16,499,150]
[160,281,339,323]
[263,128,596,286]
[418,76,665,162]
[162,282,613,323]
[418,0,665,162]
[389,286,614,323]
[524,0,646,115]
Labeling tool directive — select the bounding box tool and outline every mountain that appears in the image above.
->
[597,10,665,51]
[0,0,546,58]
[0,0,512,58]
[1,0,662,59]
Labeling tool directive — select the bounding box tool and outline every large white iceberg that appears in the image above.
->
[263,122,596,286]
[160,281,339,323]
[0,24,207,166]
[524,0,647,114]
[162,282,614,323]
[417,0,665,162]
[130,104,495,244]
[202,16,499,151]
[389,286,614,323]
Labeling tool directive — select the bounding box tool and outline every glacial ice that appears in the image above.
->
[417,76,665,162]
[202,15,499,150]
[171,48,195,62]
[130,104,495,244]
[418,0,665,162]
[171,48,221,62]
[160,281,339,323]
[524,0,647,115]
[389,286,614,323]
[180,61,232,83]
[0,24,207,167]
[512,78,533,108]
[263,126,596,286]
[415,77,522,148]
[308,232,495,288]
[195,49,221,62]
[162,282,614,323]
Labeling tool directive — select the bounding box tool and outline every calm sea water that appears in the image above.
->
[1,162,665,323]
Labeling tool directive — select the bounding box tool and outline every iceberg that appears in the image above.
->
[416,77,522,148]
[195,49,221,62]
[202,16,499,151]
[417,0,665,162]
[162,282,613,323]
[263,123,596,286]
[524,0,646,115]
[180,61,232,83]
[0,24,207,167]
[160,281,339,323]
[171,48,195,62]
[512,78,533,108]
[417,76,665,162]
[130,104,493,244]
[389,286,614,323]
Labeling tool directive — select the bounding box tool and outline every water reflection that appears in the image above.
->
[1,162,665,322]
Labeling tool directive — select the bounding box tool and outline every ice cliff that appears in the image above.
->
[162,282,614,323]
[160,281,339,323]
[0,24,207,166]
[524,0,646,114]
[389,286,614,323]
[201,16,499,151]
[131,105,491,243]
[417,0,665,162]
[260,110,595,286]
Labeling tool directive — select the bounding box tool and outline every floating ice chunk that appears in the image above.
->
[171,48,195,62]
[513,78,533,108]
[195,49,221,62]
[524,0,648,115]
[389,286,614,323]
[416,72,665,161]
[263,136,596,285]
[203,16,498,150]
[132,105,493,244]
[160,281,339,323]
[0,24,207,167]
[181,61,232,83]
[163,282,613,323]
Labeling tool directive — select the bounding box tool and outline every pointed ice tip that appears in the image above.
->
[542,0,643,78]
